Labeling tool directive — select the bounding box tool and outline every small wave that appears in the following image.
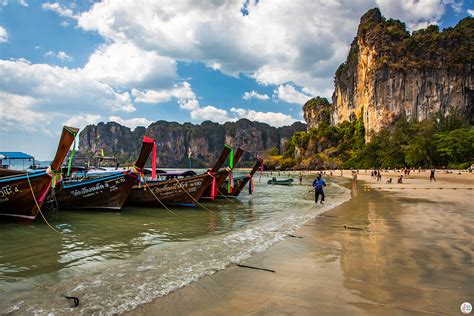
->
[1,183,351,314]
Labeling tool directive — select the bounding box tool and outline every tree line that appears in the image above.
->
[267,109,473,170]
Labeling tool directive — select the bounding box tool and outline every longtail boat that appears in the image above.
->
[0,126,78,221]
[218,156,263,197]
[201,147,244,200]
[55,136,154,210]
[126,146,231,207]
[267,178,294,185]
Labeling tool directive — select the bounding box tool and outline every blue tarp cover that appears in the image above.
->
[0,152,34,159]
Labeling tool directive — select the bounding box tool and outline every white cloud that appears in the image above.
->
[230,107,298,127]
[18,0,27,7]
[0,26,7,43]
[28,0,459,108]
[2,0,463,146]
[210,62,221,70]
[76,0,356,92]
[64,114,102,130]
[74,1,460,96]
[108,116,153,130]
[190,105,229,123]
[376,0,456,30]
[242,90,269,101]
[42,2,76,19]
[0,59,136,118]
[60,21,69,27]
[83,42,177,88]
[274,84,311,105]
[132,82,195,104]
[179,98,200,110]
[0,92,47,132]
[45,50,73,62]
[468,9,474,17]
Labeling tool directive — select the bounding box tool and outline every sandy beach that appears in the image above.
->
[129,170,473,315]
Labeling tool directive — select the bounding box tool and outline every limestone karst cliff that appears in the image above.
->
[305,8,473,139]
[77,119,306,167]
[302,97,332,129]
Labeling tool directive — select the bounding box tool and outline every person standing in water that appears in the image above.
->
[312,173,326,204]
[299,172,303,184]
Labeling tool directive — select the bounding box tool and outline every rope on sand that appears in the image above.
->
[1,276,80,307]
[236,264,276,273]
[332,225,366,231]
[63,295,80,307]
[288,234,303,238]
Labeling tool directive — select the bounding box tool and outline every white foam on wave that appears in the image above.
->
[2,183,351,315]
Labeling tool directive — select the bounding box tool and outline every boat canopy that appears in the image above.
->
[0,152,36,170]
[143,168,197,178]
[0,152,34,160]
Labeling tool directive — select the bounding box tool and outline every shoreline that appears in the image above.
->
[129,173,473,315]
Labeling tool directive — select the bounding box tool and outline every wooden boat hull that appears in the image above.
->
[0,171,51,220]
[218,175,250,198]
[218,157,263,198]
[127,145,231,207]
[56,136,154,210]
[56,172,136,210]
[0,169,28,177]
[201,169,230,200]
[0,126,78,221]
[127,173,211,207]
[267,179,294,185]
[201,147,244,199]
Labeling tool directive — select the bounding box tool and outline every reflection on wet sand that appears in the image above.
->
[319,183,472,314]
[131,179,472,315]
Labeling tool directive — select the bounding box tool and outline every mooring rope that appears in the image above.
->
[142,178,180,217]
[216,188,240,205]
[173,178,218,213]
[26,174,61,234]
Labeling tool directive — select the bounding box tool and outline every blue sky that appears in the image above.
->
[0,0,472,159]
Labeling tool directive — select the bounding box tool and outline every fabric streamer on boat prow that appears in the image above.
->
[1,182,351,314]
[141,136,157,180]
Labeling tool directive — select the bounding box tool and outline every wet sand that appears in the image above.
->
[129,172,473,315]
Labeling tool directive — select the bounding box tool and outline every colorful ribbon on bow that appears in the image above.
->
[46,166,63,188]
[224,145,234,194]
[208,171,217,200]
[66,137,76,177]
[151,141,157,179]
[248,175,254,195]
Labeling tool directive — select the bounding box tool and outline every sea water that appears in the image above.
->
[0,173,350,314]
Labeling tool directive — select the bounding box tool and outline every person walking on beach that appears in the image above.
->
[430,169,436,182]
[312,174,326,204]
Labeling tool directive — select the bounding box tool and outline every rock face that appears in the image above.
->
[303,97,333,129]
[77,119,306,167]
[305,8,473,138]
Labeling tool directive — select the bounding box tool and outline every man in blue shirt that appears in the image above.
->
[312,173,326,204]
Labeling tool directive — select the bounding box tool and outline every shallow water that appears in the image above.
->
[0,173,350,314]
